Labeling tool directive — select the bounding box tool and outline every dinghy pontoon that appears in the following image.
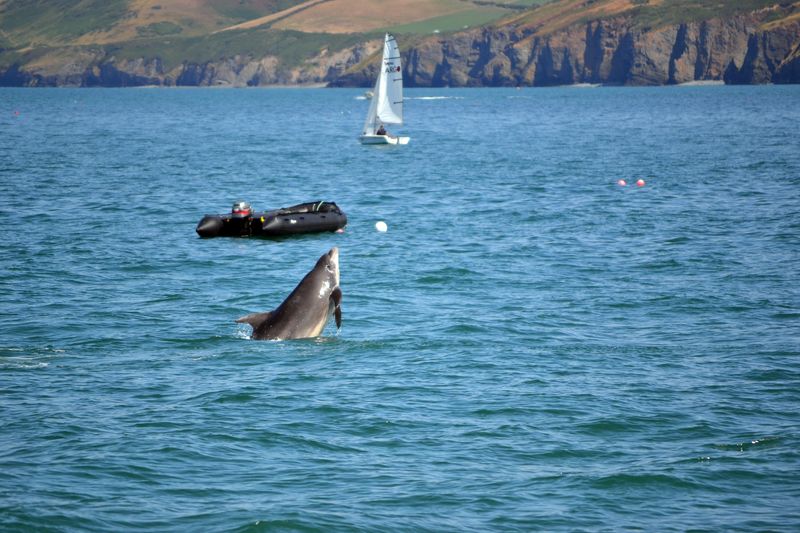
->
[196,201,347,238]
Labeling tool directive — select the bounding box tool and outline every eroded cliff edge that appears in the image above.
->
[2,7,799,87]
[335,10,800,87]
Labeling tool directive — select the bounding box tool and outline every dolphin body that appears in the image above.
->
[237,247,342,340]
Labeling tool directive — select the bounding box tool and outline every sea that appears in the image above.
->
[1,85,799,532]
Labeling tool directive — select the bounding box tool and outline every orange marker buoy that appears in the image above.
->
[636,179,646,187]
[617,179,627,186]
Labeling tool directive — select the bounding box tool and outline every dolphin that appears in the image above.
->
[236,247,342,340]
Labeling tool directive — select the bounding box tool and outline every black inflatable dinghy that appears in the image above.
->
[196,201,347,238]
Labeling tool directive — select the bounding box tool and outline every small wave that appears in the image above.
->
[436,323,491,336]
[745,368,796,381]
[0,357,49,370]
[713,436,781,452]
[664,236,691,245]
[416,266,479,284]
[592,472,702,490]
[635,258,682,271]
[212,392,259,404]
[576,419,631,434]
[771,311,800,320]
[0,345,64,355]
[406,96,464,100]
[271,432,364,453]
[0,345,63,370]
[472,406,533,417]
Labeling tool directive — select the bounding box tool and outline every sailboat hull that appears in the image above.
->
[359,134,410,145]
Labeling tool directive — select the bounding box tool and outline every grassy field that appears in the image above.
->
[507,0,797,35]
[268,0,516,33]
[208,0,305,22]
[383,6,511,35]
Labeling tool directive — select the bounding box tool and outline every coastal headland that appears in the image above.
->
[1,0,798,87]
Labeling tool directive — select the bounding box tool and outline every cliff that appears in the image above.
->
[335,9,800,87]
[2,4,799,87]
[0,42,380,87]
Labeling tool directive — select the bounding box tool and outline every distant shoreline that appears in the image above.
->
[0,82,777,90]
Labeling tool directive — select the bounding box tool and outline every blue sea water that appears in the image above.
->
[1,85,799,531]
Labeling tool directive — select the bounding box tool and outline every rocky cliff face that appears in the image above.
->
[2,9,798,87]
[336,11,800,87]
[0,42,379,87]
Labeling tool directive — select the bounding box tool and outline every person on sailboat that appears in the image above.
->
[376,125,387,136]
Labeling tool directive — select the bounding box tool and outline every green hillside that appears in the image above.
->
[0,0,537,72]
[0,0,129,46]
[0,0,310,47]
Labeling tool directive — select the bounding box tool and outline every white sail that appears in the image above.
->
[376,33,403,125]
[362,72,381,135]
[362,33,403,135]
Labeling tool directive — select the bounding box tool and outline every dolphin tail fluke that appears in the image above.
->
[331,287,342,329]
[236,311,273,329]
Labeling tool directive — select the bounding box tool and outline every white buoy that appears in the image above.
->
[375,221,388,232]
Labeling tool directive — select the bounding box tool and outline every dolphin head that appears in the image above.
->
[317,246,340,287]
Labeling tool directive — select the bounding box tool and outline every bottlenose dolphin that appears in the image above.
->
[236,247,342,340]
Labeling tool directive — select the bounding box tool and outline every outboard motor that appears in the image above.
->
[231,201,252,218]
[224,200,255,236]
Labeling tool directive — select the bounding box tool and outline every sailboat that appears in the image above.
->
[359,33,410,145]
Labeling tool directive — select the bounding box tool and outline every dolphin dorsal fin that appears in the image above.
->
[235,311,273,329]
